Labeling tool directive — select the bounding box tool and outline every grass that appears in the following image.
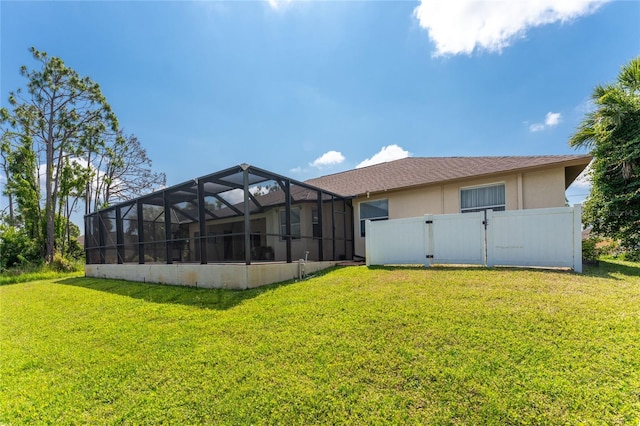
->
[0,270,83,286]
[1,261,639,424]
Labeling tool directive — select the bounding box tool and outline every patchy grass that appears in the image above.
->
[1,261,639,424]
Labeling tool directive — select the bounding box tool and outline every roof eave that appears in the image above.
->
[351,155,593,198]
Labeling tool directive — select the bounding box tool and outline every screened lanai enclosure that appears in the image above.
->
[84,164,354,266]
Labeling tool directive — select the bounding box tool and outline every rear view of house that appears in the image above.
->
[84,155,591,287]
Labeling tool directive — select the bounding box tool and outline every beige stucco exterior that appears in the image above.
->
[353,165,569,257]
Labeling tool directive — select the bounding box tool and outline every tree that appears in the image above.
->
[2,47,165,266]
[0,117,15,223]
[5,134,42,245]
[570,57,640,254]
[7,47,119,262]
[97,133,166,208]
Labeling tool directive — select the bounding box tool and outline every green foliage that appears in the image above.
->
[0,224,42,270]
[2,48,165,266]
[582,236,601,262]
[1,265,639,424]
[620,250,640,262]
[4,135,41,244]
[54,214,83,260]
[570,57,640,252]
[50,253,83,273]
[4,47,118,262]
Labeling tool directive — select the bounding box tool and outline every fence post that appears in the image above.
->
[425,214,433,267]
[485,209,494,267]
[573,204,583,273]
[422,214,429,267]
[365,219,372,267]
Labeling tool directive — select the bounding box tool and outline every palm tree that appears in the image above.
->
[570,57,640,255]
[570,57,640,180]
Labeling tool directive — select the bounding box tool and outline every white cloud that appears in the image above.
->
[289,166,303,173]
[413,0,608,56]
[530,111,562,132]
[529,123,546,132]
[309,150,345,169]
[545,112,561,126]
[356,145,410,169]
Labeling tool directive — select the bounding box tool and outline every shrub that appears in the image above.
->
[0,224,42,271]
[621,250,640,262]
[582,237,601,263]
[50,253,83,273]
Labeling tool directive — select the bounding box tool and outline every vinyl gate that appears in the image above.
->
[365,205,582,272]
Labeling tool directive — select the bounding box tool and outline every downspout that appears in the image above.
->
[241,164,251,266]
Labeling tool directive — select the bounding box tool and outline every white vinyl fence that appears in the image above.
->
[365,205,582,272]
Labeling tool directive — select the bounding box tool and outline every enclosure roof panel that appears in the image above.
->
[87,164,350,218]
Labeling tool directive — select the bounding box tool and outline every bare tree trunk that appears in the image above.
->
[45,100,56,263]
[58,193,65,257]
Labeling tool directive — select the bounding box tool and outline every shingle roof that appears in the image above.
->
[305,155,592,197]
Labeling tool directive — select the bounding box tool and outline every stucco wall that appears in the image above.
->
[353,167,568,257]
[85,261,338,290]
[522,167,566,209]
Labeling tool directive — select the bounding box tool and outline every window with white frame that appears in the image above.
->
[460,183,506,213]
[359,199,388,237]
[280,207,300,240]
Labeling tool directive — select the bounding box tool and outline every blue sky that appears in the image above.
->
[1,0,639,220]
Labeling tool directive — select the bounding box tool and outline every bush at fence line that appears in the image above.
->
[621,250,640,262]
[588,238,640,262]
[582,237,601,263]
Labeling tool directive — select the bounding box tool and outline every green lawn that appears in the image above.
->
[1,261,639,424]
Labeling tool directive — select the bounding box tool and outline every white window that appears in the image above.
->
[359,199,388,237]
[280,208,300,240]
[460,184,506,213]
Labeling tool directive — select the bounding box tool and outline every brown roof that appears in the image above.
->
[305,155,591,197]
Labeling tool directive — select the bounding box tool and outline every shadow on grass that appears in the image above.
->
[54,266,344,310]
[54,276,297,311]
[367,265,430,271]
[367,264,564,273]
[581,259,640,280]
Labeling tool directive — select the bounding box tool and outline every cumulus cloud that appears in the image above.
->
[356,145,410,169]
[545,112,561,126]
[529,111,562,132]
[309,150,345,169]
[413,0,608,56]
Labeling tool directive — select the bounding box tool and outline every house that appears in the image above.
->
[306,155,591,258]
[84,155,591,288]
